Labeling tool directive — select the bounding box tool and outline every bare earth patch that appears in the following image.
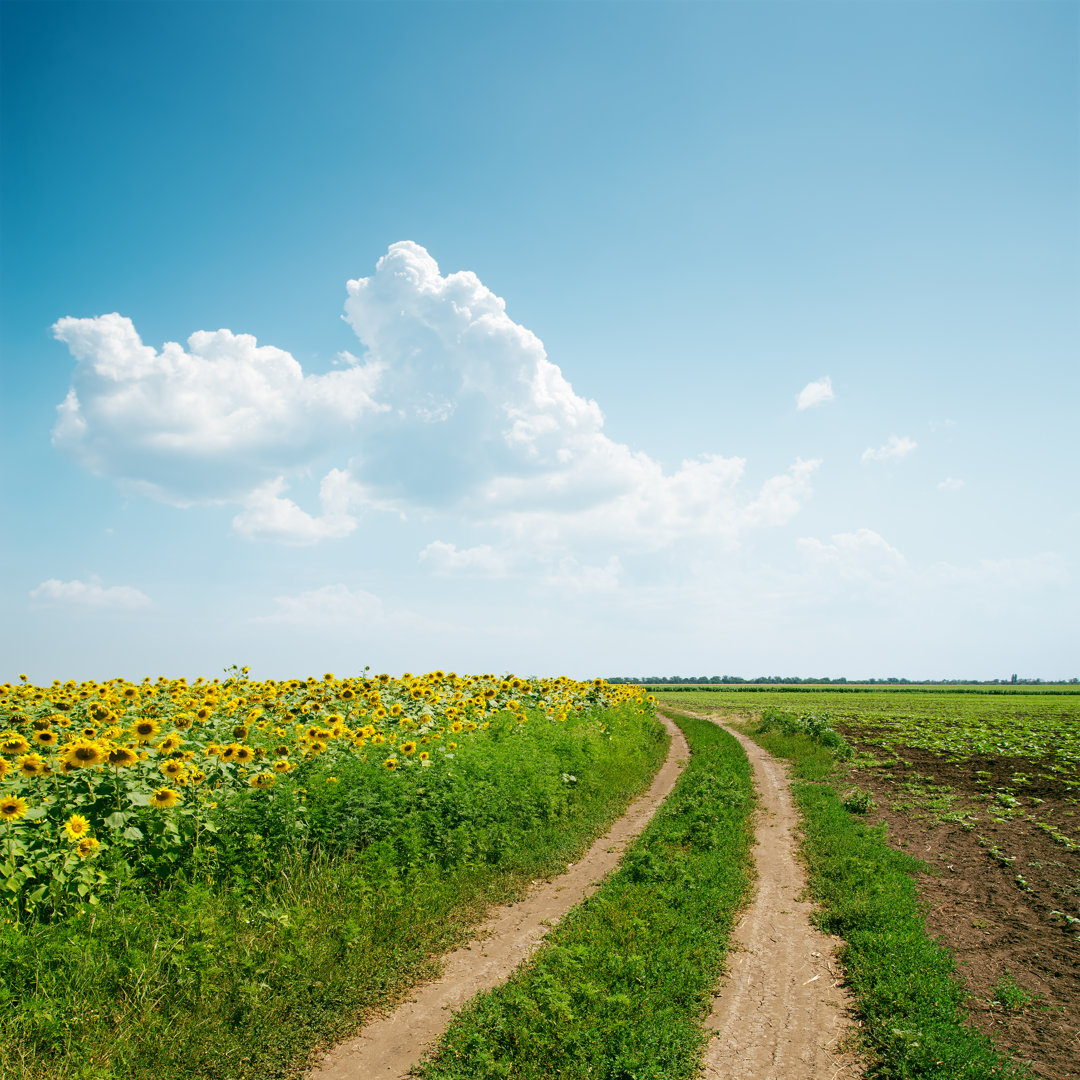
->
[842,741,1080,1080]
[700,716,863,1080]
[306,714,688,1080]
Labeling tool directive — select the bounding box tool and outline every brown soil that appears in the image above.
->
[701,716,864,1080]
[841,735,1080,1079]
[306,714,689,1080]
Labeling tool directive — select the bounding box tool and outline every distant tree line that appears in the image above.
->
[605,675,1079,686]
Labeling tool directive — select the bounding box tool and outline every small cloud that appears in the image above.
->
[30,577,150,609]
[862,435,917,463]
[937,477,964,491]
[796,377,834,411]
[232,469,361,545]
[797,528,908,582]
[419,541,509,577]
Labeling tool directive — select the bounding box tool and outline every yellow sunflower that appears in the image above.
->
[59,739,107,769]
[0,732,30,756]
[0,795,28,821]
[63,814,91,841]
[108,745,139,767]
[149,787,181,809]
[17,753,47,778]
[132,719,160,743]
[76,836,101,858]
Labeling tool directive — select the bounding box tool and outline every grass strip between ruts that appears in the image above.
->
[731,714,1031,1080]
[415,709,756,1080]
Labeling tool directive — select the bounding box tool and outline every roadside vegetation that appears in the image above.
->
[668,692,1034,1080]
[0,672,665,1080]
[416,709,756,1080]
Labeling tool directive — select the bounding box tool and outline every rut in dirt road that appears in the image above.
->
[701,714,861,1080]
[307,714,688,1080]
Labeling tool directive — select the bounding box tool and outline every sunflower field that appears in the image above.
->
[0,668,664,1080]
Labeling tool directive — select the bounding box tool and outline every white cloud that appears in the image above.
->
[51,315,385,504]
[797,528,909,582]
[52,242,818,551]
[30,577,150,609]
[796,376,834,410]
[419,541,510,577]
[252,584,445,631]
[232,469,361,545]
[937,477,964,491]
[862,435,917,463]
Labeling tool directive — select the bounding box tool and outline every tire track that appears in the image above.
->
[307,714,688,1080]
[699,714,862,1080]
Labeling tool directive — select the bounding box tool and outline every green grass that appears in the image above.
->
[415,709,756,1080]
[0,704,666,1080]
[683,701,1028,1080]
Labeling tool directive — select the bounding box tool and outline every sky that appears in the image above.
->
[1,0,1077,683]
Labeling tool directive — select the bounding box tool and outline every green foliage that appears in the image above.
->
[417,710,756,1080]
[0,703,666,1080]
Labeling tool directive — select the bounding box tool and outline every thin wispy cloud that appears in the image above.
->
[937,477,964,491]
[796,376,834,411]
[862,435,917,463]
[30,578,150,609]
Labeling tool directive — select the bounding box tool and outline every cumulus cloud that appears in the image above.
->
[796,376,834,410]
[30,577,150,609]
[937,477,964,491]
[232,469,362,544]
[862,435,917,463]
[51,315,385,504]
[52,242,818,551]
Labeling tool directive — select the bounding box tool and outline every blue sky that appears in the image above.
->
[2,0,1077,682]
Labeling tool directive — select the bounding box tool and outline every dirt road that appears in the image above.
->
[701,715,861,1079]
[307,713,688,1080]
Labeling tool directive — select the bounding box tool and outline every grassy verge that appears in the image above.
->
[1,705,666,1080]
[717,705,1028,1080]
[415,708,755,1080]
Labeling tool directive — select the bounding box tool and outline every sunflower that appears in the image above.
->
[18,753,47,778]
[418,751,430,762]
[273,759,293,773]
[195,706,213,721]
[232,725,248,741]
[132,719,160,743]
[340,688,355,701]
[370,733,385,746]
[400,741,417,756]
[60,739,107,768]
[63,814,91,841]
[108,745,139,767]
[233,745,254,764]
[158,733,183,753]
[0,758,9,780]
[33,729,58,747]
[273,744,290,757]
[0,795,28,821]
[149,787,181,809]
[0,732,30,756]
[160,759,186,779]
[76,836,101,858]
[382,756,398,771]
[249,772,276,789]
